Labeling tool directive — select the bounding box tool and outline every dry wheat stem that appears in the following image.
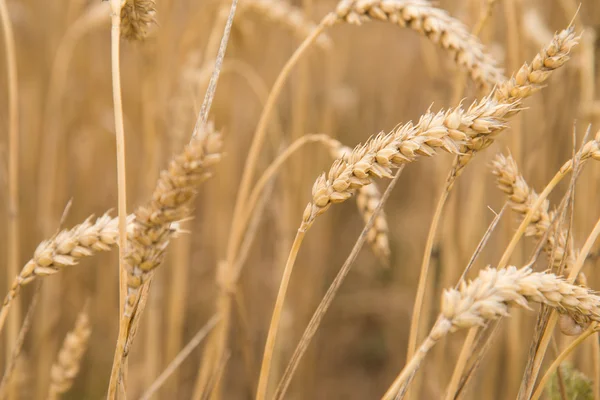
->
[0,0,20,398]
[382,265,600,399]
[406,27,580,361]
[196,0,238,130]
[239,0,332,49]
[47,306,92,400]
[256,228,306,400]
[139,315,219,400]
[0,283,40,400]
[107,0,129,397]
[273,168,403,400]
[531,323,598,400]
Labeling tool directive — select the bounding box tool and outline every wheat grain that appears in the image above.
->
[120,0,156,40]
[327,0,505,89]
[124,122,222,317]
[304,28,578,227]
[47,307,91,400]
[240,0,332,49]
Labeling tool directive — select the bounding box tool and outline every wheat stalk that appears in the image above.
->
[0,0,20,398]
[383,265,600,399]
[328,0,505,88]
[47,306,92,400]
[120,0,156,40]
[240,0,332,49]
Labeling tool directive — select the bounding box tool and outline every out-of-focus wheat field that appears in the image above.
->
[1,0,600,399]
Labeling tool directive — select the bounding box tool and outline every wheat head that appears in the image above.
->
[120,0,157,40]
[47,307,91,400]
[327,0,505,89]
[303,28,578,227]
[124,122,222,316]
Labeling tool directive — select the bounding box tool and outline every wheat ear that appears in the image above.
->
[329,0,505,88]
[491,154,579,275]
[120,0,156,40]
[382,265,600,399]
[47,306,92,400]
[307,29,578,226]
[124,122,222,316]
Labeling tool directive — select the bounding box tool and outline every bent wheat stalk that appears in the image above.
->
[382,266,600,400]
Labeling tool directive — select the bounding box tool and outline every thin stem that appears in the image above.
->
[195,0,238,131]
[233,133,336,278]
[381,333,440,400]
[255,227,307,400]
[139,315,220,400]
[406,188,449,360]
[274,168,404,400]
[444,328,478,400]
[0,283,40,400]
[0,1,20,398]
[195,18,325,400]
[107,0,128,398]
[225,23,325,266]
[531,324,597,400]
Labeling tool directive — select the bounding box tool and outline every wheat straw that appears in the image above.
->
[0,0,20,398]
[47,307,91,400]
[240,0,332,49]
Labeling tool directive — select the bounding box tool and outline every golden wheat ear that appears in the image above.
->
[47,305,92,400]
[120,0,157,41]
[124,122,223,317]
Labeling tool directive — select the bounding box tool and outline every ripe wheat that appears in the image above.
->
[47,307,91,400]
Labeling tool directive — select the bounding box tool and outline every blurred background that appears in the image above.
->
[1,0,600,398]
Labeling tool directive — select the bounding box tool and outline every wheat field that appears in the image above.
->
[1,0,600,399]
